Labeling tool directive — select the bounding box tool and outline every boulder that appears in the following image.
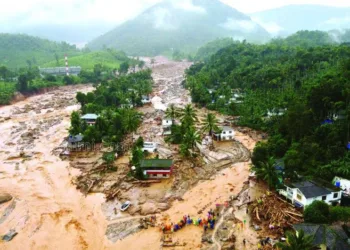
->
[128,206,141,216]
[0,193,13,204]
[140,203,157,215]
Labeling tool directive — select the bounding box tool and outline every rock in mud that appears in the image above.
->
[128,206,141,215]
[0,193,13,204]
[140,203,158,215]
[2,230,17,241]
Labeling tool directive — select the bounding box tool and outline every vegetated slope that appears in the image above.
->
[0,33,81,69]
[87,0,269,56]
[43,50,130,70]
[194,37,236,62]
[186,35,350,182]
[251,4,350,36]
[271,30,336,47]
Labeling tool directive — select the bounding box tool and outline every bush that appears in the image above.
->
[329,206,350,223]
[304,201,329,223]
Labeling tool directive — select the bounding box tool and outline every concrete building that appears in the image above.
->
[162,119,173,135]
[214,126,235,141]
[278,180,342,208]
[141,159,173,179]
[333,176,350,195]
[39,66,81,76]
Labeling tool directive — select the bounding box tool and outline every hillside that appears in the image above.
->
[87,0,269,56]
[251,5,350,36]
[0,33,82,69]
[42,50,130,70]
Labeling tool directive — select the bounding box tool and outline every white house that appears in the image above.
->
[333,176,350,195]
[214,126,235,141]
[162,119,173,135]
[142,142,157,153]
[278,180,342,208]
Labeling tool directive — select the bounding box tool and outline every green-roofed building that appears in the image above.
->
[140,159,173,179]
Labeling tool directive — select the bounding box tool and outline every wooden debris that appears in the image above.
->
[250,193,303,237]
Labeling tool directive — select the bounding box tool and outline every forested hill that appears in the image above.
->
[186,37,350,182]
[87,0,269,56]
[0,33,81,68]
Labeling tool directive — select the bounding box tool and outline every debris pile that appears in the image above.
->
[250,193,303,237]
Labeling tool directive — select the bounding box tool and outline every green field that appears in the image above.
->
[42,51,126,70]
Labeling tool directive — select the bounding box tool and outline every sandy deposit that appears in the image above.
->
[0,85,110,250]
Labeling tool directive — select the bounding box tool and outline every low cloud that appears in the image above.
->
[251,17,284,34]
[220,18,258,33]
[151,7,178,30]
[170,0,206,14]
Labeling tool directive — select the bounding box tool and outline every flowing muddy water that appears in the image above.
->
[0,58,261,250]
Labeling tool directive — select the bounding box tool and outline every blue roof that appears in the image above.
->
[81,114,98,120]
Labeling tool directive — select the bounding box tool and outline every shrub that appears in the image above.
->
[304,201,329,223]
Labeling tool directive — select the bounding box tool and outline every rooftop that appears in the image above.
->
[81,114,98,120]
[140,159,173,169]
[287,180,339,199]
[293,224,350,250]
[218,126,234,132]
[68,134,83,143]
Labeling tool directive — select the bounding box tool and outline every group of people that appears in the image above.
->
[160,209,218,233]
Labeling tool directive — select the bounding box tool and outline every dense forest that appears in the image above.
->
[186,31,350,185]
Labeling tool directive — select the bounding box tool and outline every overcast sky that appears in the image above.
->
[1,0,350,27]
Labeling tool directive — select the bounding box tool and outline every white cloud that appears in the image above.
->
[170,0,206,14]
[151,7,177,30]
[220,18,258,33]
[251,17,284,34]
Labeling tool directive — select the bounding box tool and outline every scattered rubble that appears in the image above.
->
[249,192,303,238]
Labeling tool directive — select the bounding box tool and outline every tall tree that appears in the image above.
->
[165,104,179,123]
[183,127,201,149]
[202,113,219,136]
[180,104,198,127]
[276,230,316,250]
[252,157,279,189]
[69,111,82,135]
[119,62,129,75]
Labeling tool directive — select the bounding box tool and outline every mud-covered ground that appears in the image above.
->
[0,57,264,250]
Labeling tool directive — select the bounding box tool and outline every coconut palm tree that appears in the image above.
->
[252,156,279,189]
[202,113,220,136]
[165,104,179,123]
[183,127,201,149]
[276,230,317,250]
[180,104,198,127]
